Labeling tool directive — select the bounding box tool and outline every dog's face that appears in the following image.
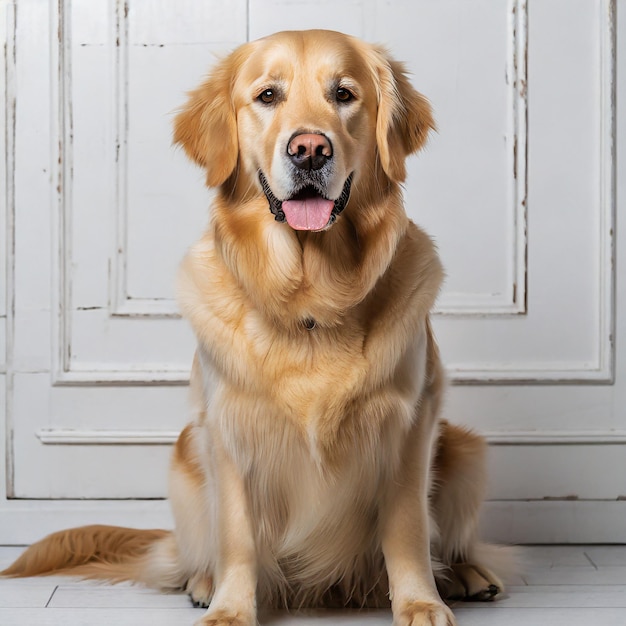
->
[234,31,375,230]
[174,30,435,231]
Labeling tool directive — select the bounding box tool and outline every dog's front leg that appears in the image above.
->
[195,425,257,626]
[381,407,456,626]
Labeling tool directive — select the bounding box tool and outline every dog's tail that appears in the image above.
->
[0,525,186,590]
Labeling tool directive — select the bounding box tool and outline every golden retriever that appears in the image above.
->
[2,29,513,626]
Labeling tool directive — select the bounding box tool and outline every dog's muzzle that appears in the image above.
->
[259,172,353,231]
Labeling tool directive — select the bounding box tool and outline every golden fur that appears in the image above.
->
[2,30,514,626]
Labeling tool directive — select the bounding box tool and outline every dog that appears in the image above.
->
[2,29,513,626]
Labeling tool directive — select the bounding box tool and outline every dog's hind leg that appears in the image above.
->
[430,420,515,601]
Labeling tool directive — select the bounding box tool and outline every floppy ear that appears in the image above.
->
[173,53,241,188]
[373,49,436,182]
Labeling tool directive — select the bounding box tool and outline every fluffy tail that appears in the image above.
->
[0,525,185,589]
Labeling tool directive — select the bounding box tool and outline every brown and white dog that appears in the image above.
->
[2,30,513,626]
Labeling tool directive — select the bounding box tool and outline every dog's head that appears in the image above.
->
[174,30,434,232]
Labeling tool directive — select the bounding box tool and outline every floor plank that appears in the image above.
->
[585,546,626,567]
[49,584,199,609]
[524,565,626,586]
[451,608,626,626]
[0,581,57,608]
[454,588,626,608]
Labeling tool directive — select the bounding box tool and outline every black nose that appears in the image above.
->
[287,133,333,171]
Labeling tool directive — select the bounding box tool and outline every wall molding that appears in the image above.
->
[484,429,626,445]
[0,4,12,370]
[106,0,531,320]
[51,0,75,384]
[3,0,17,498]
[52,367,189,386]
[449,0,616,385]
[598,0,617,384]
[49,0,615,386]
[433,0,528,317]
[50,0,185,386]
[2,1,16,377]
[448,361,615,385]
[109,0,180,319]
[51,359,616,388]
[37,429,181,445]
[36,427,626,446]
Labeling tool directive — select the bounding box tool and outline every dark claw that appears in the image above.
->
[469,584,500,602]
[189,595,210,609]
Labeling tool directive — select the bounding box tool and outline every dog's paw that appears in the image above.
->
[194,608,255,626]
[443,563,502,601]
[394,600,456,626]
[186,574,214,608]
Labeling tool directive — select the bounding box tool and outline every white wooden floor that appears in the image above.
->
[1,545,625,625]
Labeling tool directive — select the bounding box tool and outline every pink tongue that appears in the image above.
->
[282,197,335,231]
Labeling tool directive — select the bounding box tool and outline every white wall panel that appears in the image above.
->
[52,0,247,383]
[54,0,240,376]
[374,0,528,318]
[0,0,624,540]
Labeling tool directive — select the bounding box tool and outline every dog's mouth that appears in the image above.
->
[259,172,353,231]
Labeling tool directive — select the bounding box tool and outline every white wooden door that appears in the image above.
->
[1,0,624,543]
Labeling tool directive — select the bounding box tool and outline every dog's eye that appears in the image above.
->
[336,87,355,103]
[258,89,276,104]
